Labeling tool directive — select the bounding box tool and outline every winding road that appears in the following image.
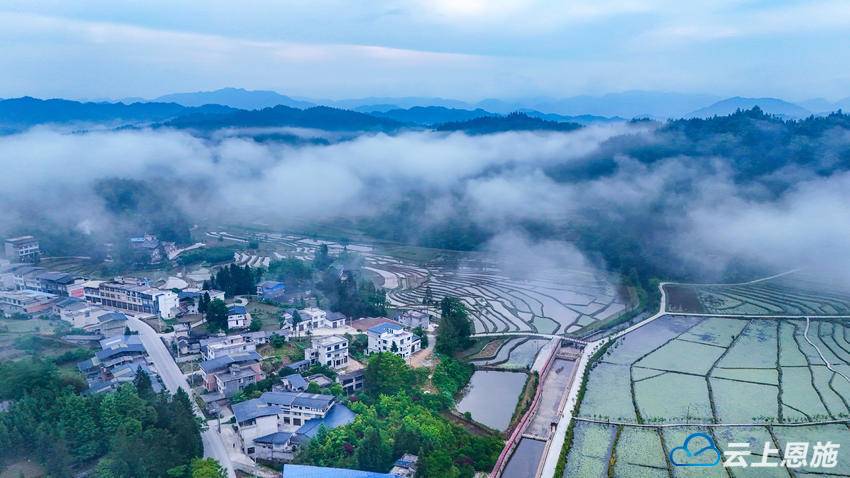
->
[126,315,237,478]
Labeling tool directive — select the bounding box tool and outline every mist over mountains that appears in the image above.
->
[3,95,850,293]
[122,88,850,119]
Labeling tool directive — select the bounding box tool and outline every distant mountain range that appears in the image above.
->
[164,105,403,131]
[0,96,237,128]
[126,87,850,120]
[687,97,811,119]
[435,113,582,134]
[3,89,850,134]
[366,106,621,126]
[797,97,850,114]
[151,87,315,110]
[0,97,623,133]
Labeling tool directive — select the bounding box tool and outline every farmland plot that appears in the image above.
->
[664,272,850,316]
[577,315,850,425]
[216,228,630,336]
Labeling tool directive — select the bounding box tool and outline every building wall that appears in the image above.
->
[238,415,279,454]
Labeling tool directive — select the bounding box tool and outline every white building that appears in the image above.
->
[304,335,349,369]
[84,279,179,319]
[4,236,39,263]
[200,334,257,360]
[232,391,355,459]
[227,305,252,329]
[293,307,346,334]
[395,310,430,329]
[366,323,421,359]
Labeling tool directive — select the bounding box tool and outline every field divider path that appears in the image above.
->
[804,316,850,384]
[573,417,850,428]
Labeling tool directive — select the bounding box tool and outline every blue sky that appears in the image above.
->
[1,0,849,101]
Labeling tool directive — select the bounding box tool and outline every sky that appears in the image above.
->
[1,0,850,101]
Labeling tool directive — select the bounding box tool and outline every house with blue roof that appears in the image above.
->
[281,373,308,392]
[227,305,252,329]
[233,391,356,462]
[257,280,286,300]
[281,464,399,478]
[366,322,420,359]
[199,352,264,396]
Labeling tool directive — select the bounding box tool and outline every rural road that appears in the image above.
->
[126,315,237,478]
[537,281,670,478]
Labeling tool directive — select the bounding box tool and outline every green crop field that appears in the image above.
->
[664,272,850,316]
[562,313,850,477]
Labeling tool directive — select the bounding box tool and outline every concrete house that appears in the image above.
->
[4,236,39,263]
[366,323,421,359]
[256,280,286,300]
[294,307,346,334]
[395,310,430,329]
[198,352,264,396]
[304,335,349,369]
[233,391,355,460]
[227,305,252,330]
[200,334,257,360]
[84,279,179,319]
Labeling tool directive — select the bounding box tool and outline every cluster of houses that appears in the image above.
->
[185,305,433,465]
[3,235,436,472]
[76,334,164,394]
[234,391,356,461]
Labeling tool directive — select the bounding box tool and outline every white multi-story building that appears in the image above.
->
[227,305,252,329]
[304,335,349,369]
[232,391,355,460]
[366,323,421,359]
[4,236,39,263]
[84,279,179,319]
[293,307,346,334]
[200,334,258,360]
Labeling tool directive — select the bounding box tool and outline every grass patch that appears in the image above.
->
[508,371,539,430]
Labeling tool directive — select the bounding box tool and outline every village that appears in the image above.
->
[0,233,486,478]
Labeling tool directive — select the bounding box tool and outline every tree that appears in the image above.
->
[249,316,262,332]
[363,353,414,397]
[209,264,261,297]
[205,299,228,332]
[190,458,226,478]
[356,427,391,472]
[422,285,433,305]
[435,296,472,355]
[313,244,332,270]
[413,326,428,348]
[133,369,154,400]
[198,292,210,314]
[307,381,322,394]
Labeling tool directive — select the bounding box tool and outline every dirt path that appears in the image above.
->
[409,333,436,368]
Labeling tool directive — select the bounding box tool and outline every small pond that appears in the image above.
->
[456,370,527,431]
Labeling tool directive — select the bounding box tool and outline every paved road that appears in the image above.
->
[126,316,237,478]
[471,331,588,346]
[537,270,806,478]
[537,281,670,478]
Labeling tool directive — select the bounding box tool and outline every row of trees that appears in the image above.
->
[204,264,262,297]
[435,296,473,355]
[318,271,387,318]
[0,359,221,477]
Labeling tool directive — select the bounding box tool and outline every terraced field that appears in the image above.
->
[563,314,850,476]
[212,229,631,336]
[665,272,850,316]
[469,337,549,370]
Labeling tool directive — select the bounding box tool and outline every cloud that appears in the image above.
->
[669,432,721,467]
[3,120,850,287]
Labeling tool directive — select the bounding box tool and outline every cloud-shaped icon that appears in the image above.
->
[669,432,721,467]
